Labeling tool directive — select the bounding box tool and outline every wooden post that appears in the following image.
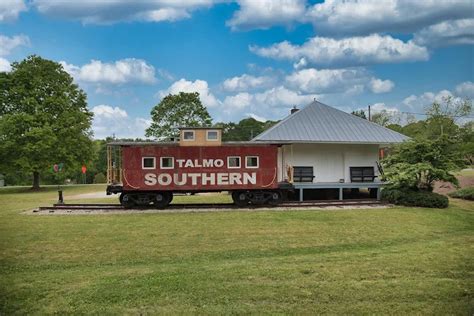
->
[339,188,343,200]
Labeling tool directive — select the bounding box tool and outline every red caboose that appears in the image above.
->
[106,128,292,208]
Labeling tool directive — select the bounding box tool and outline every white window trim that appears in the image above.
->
[182,130,195,141]
[142,157,156,170]
[206,130,219,141]
[160,157,174,169]
[227,156,241,169]
[245,156,259,169]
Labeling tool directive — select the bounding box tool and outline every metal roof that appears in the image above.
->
[252,101,409,144]
[107,141,272,146]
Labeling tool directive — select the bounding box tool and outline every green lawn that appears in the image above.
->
[0,185,473,314]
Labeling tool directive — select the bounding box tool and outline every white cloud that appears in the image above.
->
[368,78,394,94]
[246,113,267,122]
[60,58,156,85]
[413,18,474,47]
[305,0,473,36]
[32,0,218,24]
[0,34,29,56]
[222,92,253,110]
[227,0,306,31]
[0,0,26,22]
[455,81,474,99]
[402,89,455,111]
[91,105,151,139]
[220,86,317,120]
[222,74,275,92]
[285,68,394,94]
[0,57,11,72]
[159,78,220,108]
[250,34,429,68]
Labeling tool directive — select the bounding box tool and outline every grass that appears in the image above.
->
[0,185,473,314]
[457,168,474,177]
[449,187,474,201]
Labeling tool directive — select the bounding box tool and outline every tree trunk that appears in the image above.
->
[32,171,40,190]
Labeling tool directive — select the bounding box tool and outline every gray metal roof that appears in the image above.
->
[252,101,409,144]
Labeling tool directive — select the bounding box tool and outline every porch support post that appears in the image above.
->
[339,187,343,200]
[377,187,381,200]
[299,188,304,202]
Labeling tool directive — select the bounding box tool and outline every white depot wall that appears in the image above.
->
[278,143,380,183]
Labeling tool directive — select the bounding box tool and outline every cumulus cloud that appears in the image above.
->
[402,89,455,111]
[0,34,29,56]
[91,105,151,139]
[0,57,11,72]
[368,78,394,94]
[32,0,218,24]
[454,81,474,99]
[285,68,394,94]
[413,18,474,47]
[220,86,317,120]
[305,0,473,36]
[0,0,26,22]
[227,0,306,31]
[60,58,156,85]
[159,78,220,108]
[250,34,429,68]
[222,74,276,92]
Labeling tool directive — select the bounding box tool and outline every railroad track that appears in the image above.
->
[34,199,385,213]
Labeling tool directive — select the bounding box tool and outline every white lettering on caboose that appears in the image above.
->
[176,159,224,168]
[144,172,256,186]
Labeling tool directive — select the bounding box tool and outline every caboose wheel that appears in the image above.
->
[232,191,249,207]
[120,193,135,209]
[268,191,282,206]
[153,192,171,209]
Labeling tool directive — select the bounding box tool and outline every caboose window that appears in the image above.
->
[227,156,241,169]
[160,157,174,169]
[183,130,195,141]
[206,130,218,141]
[245,156,259,168]
[142,157,155,169]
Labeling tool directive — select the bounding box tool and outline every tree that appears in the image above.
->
[371,110,395,127]
[382,137,464,191]
[0,55,94,189]
[146,92,212,139]
[216,118,279,141]
[351,110,366,119]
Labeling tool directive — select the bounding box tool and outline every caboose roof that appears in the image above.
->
[252,100,408,145]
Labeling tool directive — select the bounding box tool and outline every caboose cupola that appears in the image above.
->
[179,127,222,146]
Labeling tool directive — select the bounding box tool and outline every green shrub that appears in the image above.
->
[382,188,449,208]
[93,173,107,184]
[448,187,474,201]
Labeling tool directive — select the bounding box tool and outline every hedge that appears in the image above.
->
[381,188,449,208]
[448,187,474,201]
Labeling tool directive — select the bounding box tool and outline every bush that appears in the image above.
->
[382,188,449,208]
[93,173,107,184]
[448,187,474,201]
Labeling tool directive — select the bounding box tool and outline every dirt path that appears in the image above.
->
[434,169,474,195]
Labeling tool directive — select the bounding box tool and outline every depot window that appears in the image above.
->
[206,130,219,141]
[142,157,156,169]
[182,130,195,141]
[160,157,174,169]
[245,156,259,168]
[227,156,241,169]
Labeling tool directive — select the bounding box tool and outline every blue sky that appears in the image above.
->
[0,0,473,139]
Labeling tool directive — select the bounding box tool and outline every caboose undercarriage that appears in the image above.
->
[107,184,293,209]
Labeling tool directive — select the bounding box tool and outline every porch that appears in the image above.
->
[293,182,384,201]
